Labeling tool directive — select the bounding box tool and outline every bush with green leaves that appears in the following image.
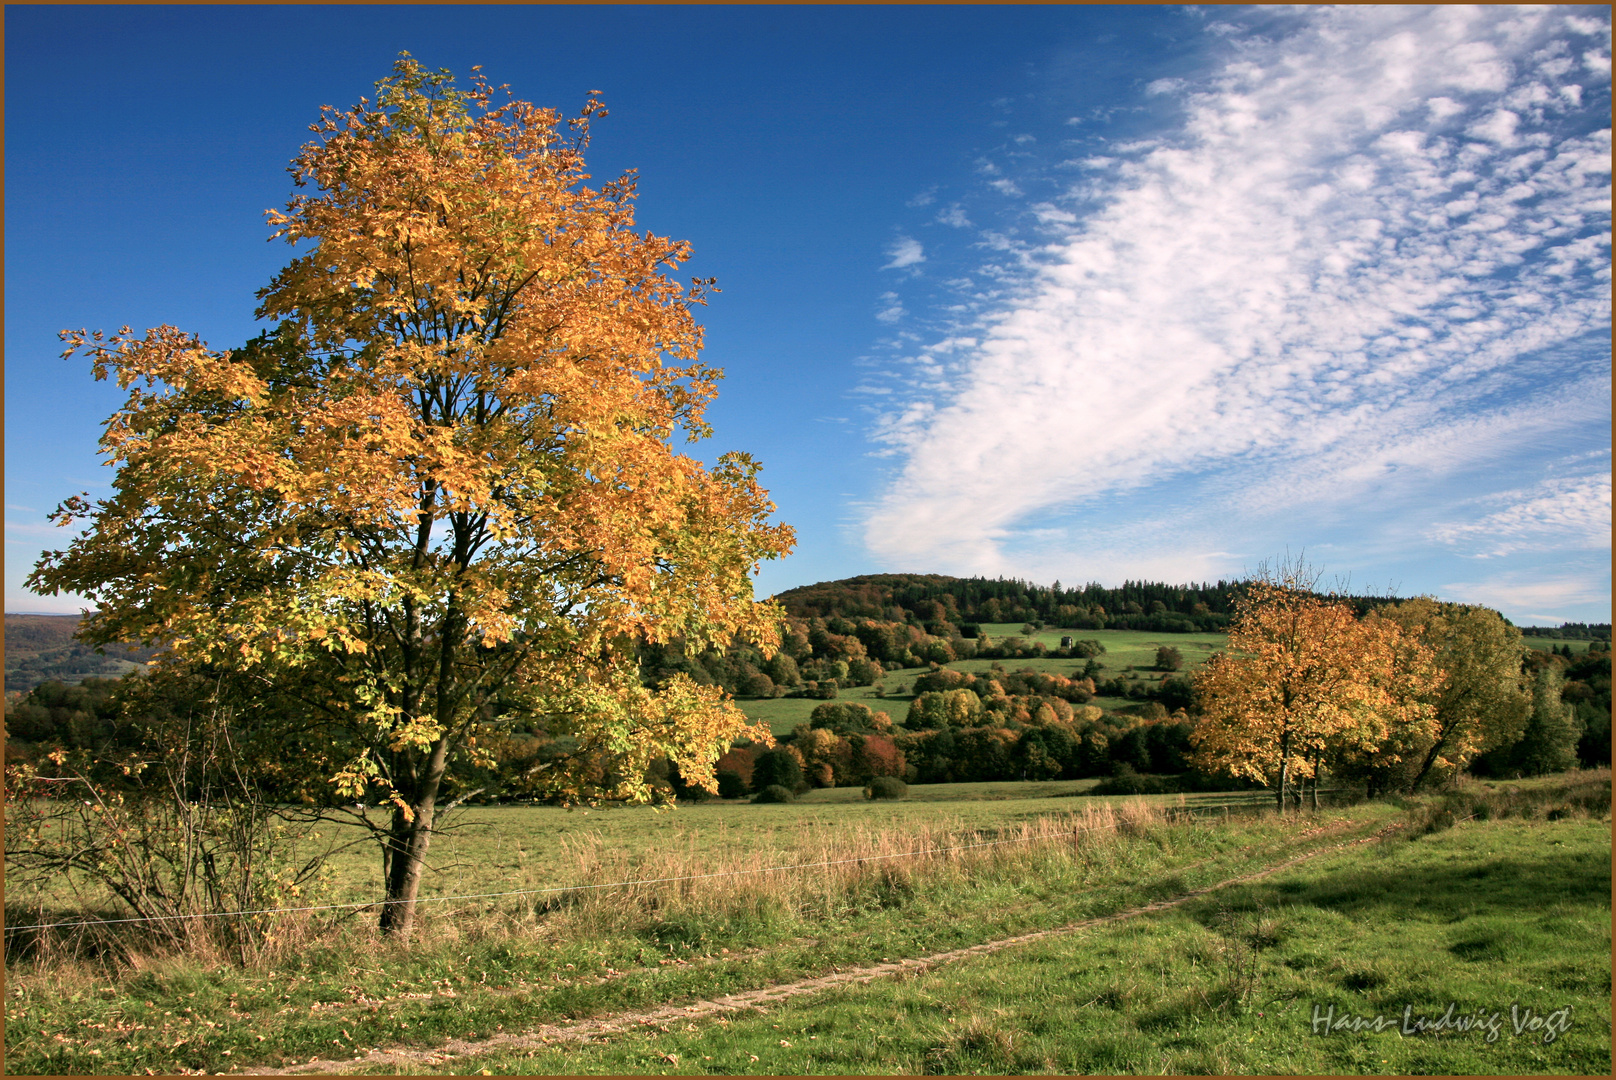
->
[750,783,795,804]
[715,770,749,799]
[865,775,908,800]
[749,747,803,793]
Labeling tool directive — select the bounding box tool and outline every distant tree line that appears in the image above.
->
[1517,622,1612,641]
[772,572,1427,636]
[699,697,1236,798]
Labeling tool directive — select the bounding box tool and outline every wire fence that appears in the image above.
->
[4,797,1290,938]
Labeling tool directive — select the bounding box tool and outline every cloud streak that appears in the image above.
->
[861,6,1611,612]
[881,236,925,270]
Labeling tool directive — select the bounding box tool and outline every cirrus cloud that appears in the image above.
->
[859,5,1610,620]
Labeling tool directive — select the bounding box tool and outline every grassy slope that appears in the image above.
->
[734,626,1229,736]
[438,813,1615,1076]
[1523,638,1603,655]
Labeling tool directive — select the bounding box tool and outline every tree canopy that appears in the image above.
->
[1189,567,1438,810]
[31,56,793,939]
[1367,598,1530,790]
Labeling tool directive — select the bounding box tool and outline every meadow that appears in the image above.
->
[5,771,1607,1075]
[445,797,1611,1075]
[736,625,1228,735]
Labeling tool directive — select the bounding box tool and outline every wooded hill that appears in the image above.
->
[3,614,160,698]
[772,573,1612,641]
[776,573,1379,634]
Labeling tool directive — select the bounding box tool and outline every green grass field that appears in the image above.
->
[448,809,1611,1075]
[6,772,1606,1075]
[1522,638,1604,656]
[183,781,1276,910]
[735,626,1229,734]
[973,623,1227,667]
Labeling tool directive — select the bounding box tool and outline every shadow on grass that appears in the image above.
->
[1193,838,1609,927]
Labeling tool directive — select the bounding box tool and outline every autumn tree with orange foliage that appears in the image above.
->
[1189,565,1438,812]
[31,57,792,940]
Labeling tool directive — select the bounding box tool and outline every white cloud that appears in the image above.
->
[1427,95,1467,120]
[1467,108,1521,146]
[862,6,1612,593]
[881,236,925,270]
[1430,474,1612,557]
[875,291,907,324]
[1438,573,1611,621]
[936,204,972,228]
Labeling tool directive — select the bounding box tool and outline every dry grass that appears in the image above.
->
[383,801,1178,949]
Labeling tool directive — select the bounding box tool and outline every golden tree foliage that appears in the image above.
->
[1189,570,1438,811]
[32,57,793,938]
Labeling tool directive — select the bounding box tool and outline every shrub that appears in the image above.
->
[750,747,803,792]
[751,783,795,804]
[715,769,749,799]
[846,657,885,686]
[1092,763,1176,795]
[737,670,777,698]
[866,775,908,800]
[810,700,877,734]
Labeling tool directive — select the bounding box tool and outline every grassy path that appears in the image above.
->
[248,817,1404,1075]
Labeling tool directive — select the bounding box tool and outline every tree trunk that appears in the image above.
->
[378,733,453,942]
[1275,731,1291,814]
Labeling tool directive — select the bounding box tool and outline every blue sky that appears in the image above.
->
[6,5,1611,625]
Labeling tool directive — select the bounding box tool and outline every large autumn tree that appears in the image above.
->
[1189,566,1437,812]
[30,57,793,940]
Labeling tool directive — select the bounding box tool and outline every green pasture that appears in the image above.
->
[458,810,1611,1076]
[734,627,1228,734]
[1523,638,1604,655]
[6,772,1606,1075]
[732,688,910,738]
[272,780,1269,909]
[973,622,1227,670]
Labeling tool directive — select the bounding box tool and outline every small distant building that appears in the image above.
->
[1060,636,1074,648]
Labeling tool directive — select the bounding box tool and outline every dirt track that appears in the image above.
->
[246,819,1399,1075]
